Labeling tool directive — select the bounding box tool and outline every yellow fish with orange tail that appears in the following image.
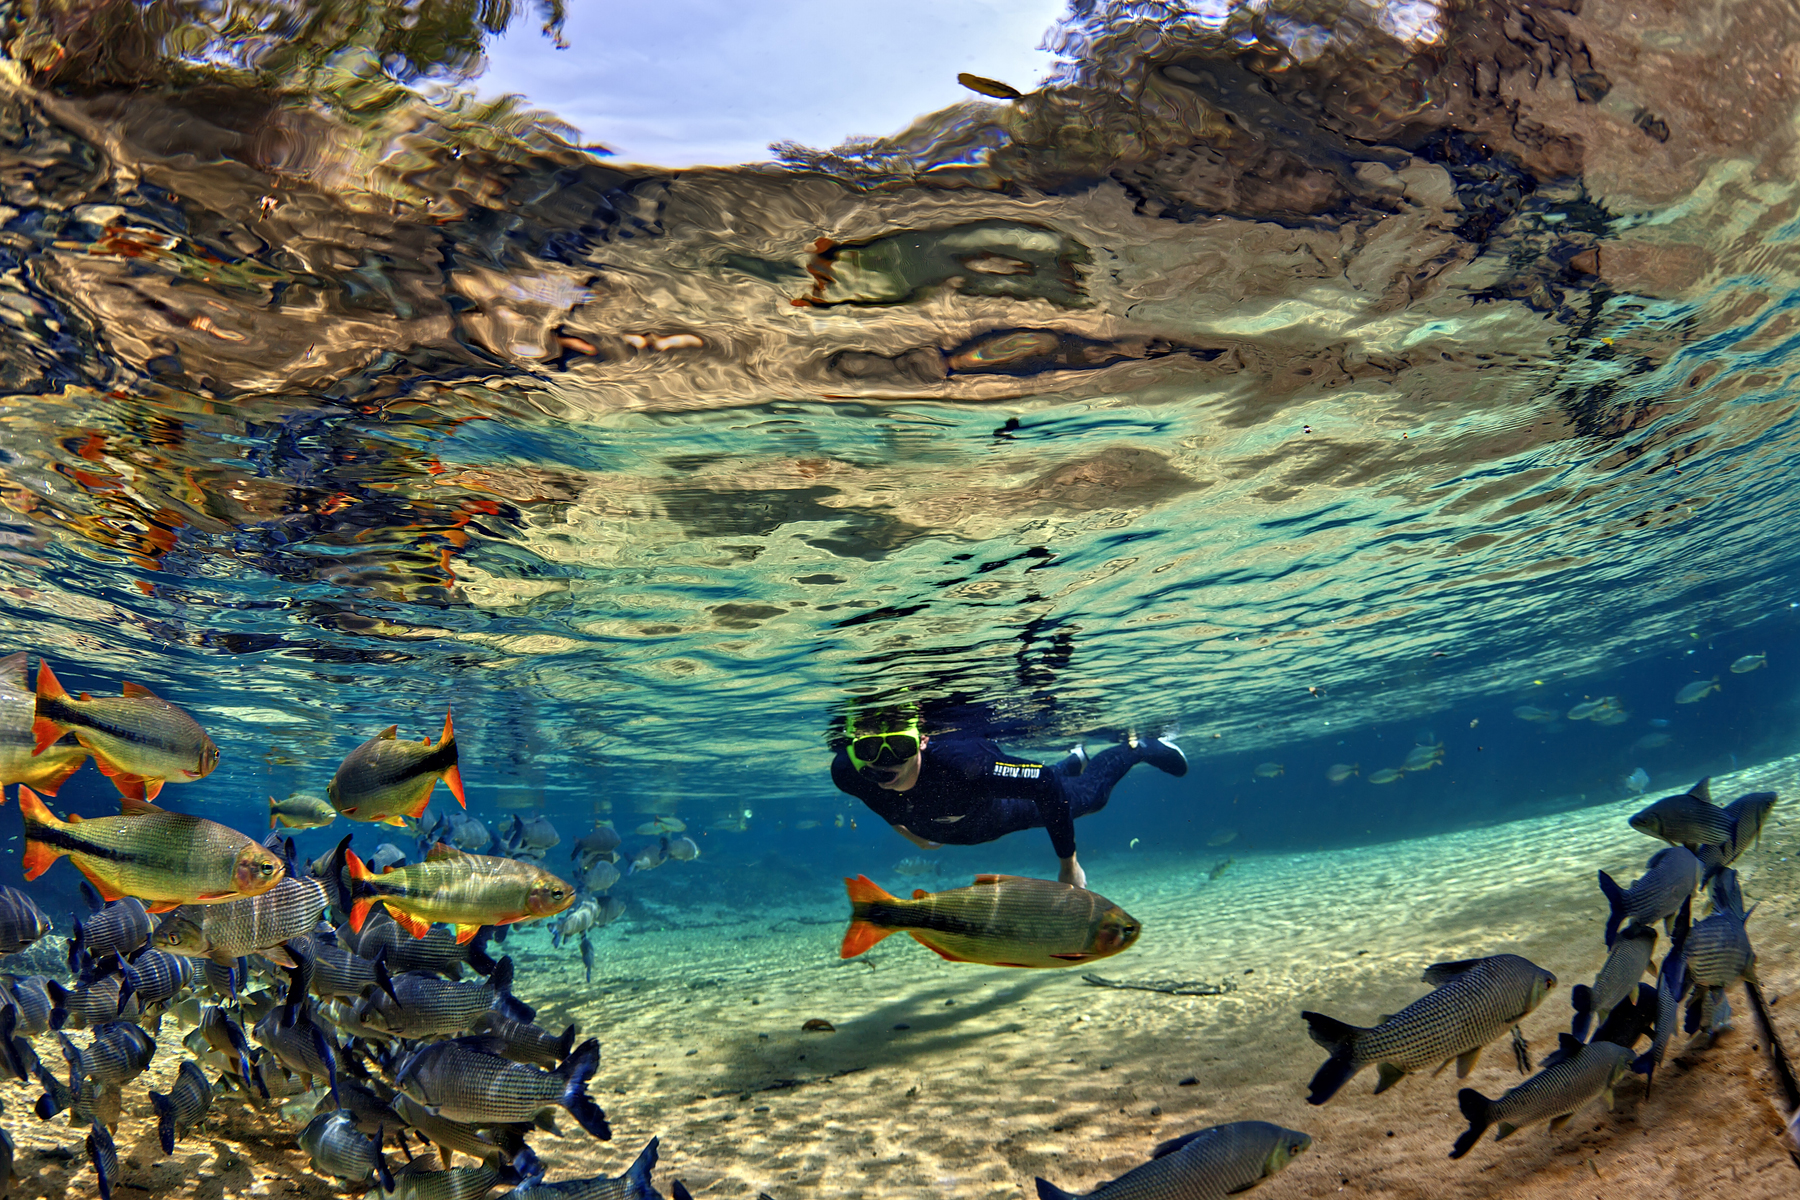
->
[327,712,464,826]
[18,786,284,912]
[334,838,573,944]
[841,874,1142,969]
[0,652,86,797]
[31,660,217,800]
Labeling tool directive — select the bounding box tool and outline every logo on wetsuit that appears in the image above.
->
[990,761,1042,779]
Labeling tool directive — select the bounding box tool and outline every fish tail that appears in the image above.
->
[1597,870,1625,948]
[1450,1088,1493,1158]
[554,1023,577,1063]
[560,1037,611,1140]
[1569,984,1593,1041]
[841,874,899,958]
[0,1008,22,1082]
[33,754,86,797]
[88,1120,119,1200]
[467,925,498,976]
[17,786,67,881]
[268,798,278,831]
[343,847,378,932]
[672,1182,694,1200]
[150,1089,176,1155]
[31,660,70,754]
[1300,1011,1363,1105]
[1034,1180,1079,1200]
[439,710,466,808]
[624,1138,659,1196]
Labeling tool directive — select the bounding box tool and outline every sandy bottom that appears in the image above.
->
[5,761,1800,1199]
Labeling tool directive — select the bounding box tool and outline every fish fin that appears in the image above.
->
[0,651,22,682]
[1569,984,1593,1041]
[912,889,929,899]
[90,754,123,778]
[120,681,159,699]
[1454,1048,1480,1078]
[425,842,464,862]
[1691,777,1711,803]
[377,725,398,739]
[1450,1089,1493,1158]
[910,934,972,963]
[1048,953,1091,961]
[1374,1062,1407,1093]
[441,763,466,808]
[30,712,67,756]
[840,920,894,958]
[118,794,164,815]
[972,874,1017,885]
[1300,1010,1362,1054]
[1600,1087,1616,1111]
[454,923,482,945]
[71,862,127,903]
[268,801,277,831]
[1421,958,1484,986]
[33,754,87,796]
[389,908,433,940]
[35,658,68,701]
[1597,870,1625,948]
[344,850,376,932]
[1150,1130,1209,1159]
[1495,1122,1518,1141]
[383,813,410,827]
[1034,1181,1079,1200]
[844,874,898,905]
[111,775,151,802]
[143,901,184,913]
[17,785,66,879]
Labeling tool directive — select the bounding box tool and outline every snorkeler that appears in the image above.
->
[831,705,1187,888]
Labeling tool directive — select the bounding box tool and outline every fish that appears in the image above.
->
[1622,767,1649,796]
[628,840,667,874]
[1592,707,1631,726]
[1450,1037,1633,1158]
[393,1035,610,1138]
[1034,1121,1311,1200]
[341,908,497,978]
[1630,732,1672,752]
[31,660,217,800]
[2,975,57,1035]
[386,1157,521,1200]
[118,947,194,1011]
[708,816,747,833]
[368,843,408,872]
[152,875,330,967]
[1564,697,1614,721]
[1208,857,1233,881]
[570,826,621,866]
[0,884,50,954]
[505,814,561,854]
[634,816,685,836]
[503,1137,662,1199]
[147,1059,212,1154]
[1698,795,1778,884]
[358,955,533,1037]
[327,712,464,826]
[579,933,594,983]
[60,1020,157,1089]
[343,841,575,944]
[1674,677,1720,704]
[391,1092,531,1170]
[1367,768,1404,784]
[1252,762,1283,779]
[443,814,495,853]
[0,651,88,794]
[1205,829,1238,847]
[581,859,621,893]
[470,1011,578,1069]
[1729,653,1766,673]
[841,874,1141,969]
[69,892,152,969]
[892,856,942,878]
[794,819,821,830]
[1569,925,1655,1041]
[1402,743,1444,771]
[1597,846,1702,946]
[1634,902,1690,1091]
[199,1006,266,1096]
[1628,778,1731,847]
[1301,954,1557,1104]
[19,787,284,912]
[1326,763,1358,783]
[87,1119,120,1200]
[665,835,699,862]
[552,896,599,947]
[1510,705,1555,722]
[268,792,336,831]
[300,1109,393,1191]
[252,1001,341,1103]
[1683,869,1757,1030]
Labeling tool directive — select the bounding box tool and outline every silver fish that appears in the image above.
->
[470,1011,577,1069]
[1303,954,1556,1104]
[1697,791,1778,878]
[665,836,699,862]
[148,1059,212,1154]
[392,1093,530,1169]
[154,876,330,968]
[300,1109,392,1189]
[1729,653,1766,673]
[1570,925,1655,1042]
[386,1159,512,1200]
[628,841,666,874]
[1683,870,1756,1033]
[1450,1038,1633,1158]
[1598,846,1702,946]
[1634,909,1689,1091]
[394,1037,609,1136]
[357,957,531,1038]
[570,825,621,867]
[268,792,337,831]
[581,859,621,893]
[505,1137,660,1200]
[1035,1121,1310,1200]
[1628,778,1731,847]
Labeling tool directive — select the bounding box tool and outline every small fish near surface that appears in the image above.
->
[31,660,218,801]
[1598,846,1702,946]
[1367,768,1405,784]
[1729,653,1766,673]
[1674,677,1720,704]
[1034,1121,1311,1200]
[268,792,336,831]
[328,712,465,826]
[1450,1036,1633,1158]
[841,874,1141,969]
[19,786,284,911]
[1326,763,1358,783]
[1252,762,1284,779]
[342,840,574,945]
[1628,778,1731,848]
[0,651,88,794]
[1302,954,1558,1105]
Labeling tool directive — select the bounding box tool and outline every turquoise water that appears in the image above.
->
[0,1,1797,1196]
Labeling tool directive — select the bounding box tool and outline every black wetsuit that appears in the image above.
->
[831,736,1148,860]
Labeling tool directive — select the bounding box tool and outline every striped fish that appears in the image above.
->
[0,652,87,794]
[300,1109,392,1190]
[152,875,329,967]
[148,1059,212,1155]
[1597,846,1702,946]
[393,1036,610,1138]
[385,1159,513,1200]
[340,908,495,977]
[1569,925,1655,1041]
[60,1021,156,1089]
[251,1003,340,1103]
[471,1011,578,1069]
[503,1137,660,1200]
[1451,1037,1633,1158]
[119,948,193,1010]
[327,713,464,826]
[391,1093,530,1170]
[1634,903,1690,1091]
[86,1119,120,1200]
[0,884,50,954]
[1683,869,1756,1036]
[18,786,284,911]
[840,874,1141,968]
[357,956,533,1037]
[343,842,574,944]
[1035,1121,1311,1200]
[1698,791,1778,879]
[71,895,152,967]
[1628,778,1732,848]
[1303,954,1557,1104]
[31,660,216,800]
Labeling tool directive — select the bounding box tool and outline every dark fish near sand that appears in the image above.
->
[343,842,574,944]
[472,1011,577,1069]
[841,874,1141,969]
[665,835,699,862]
[0,651,87,794]
[392,1093,530,1169]
[118,948,193,1011]
[1698,791,1778,879]
[0,885,50,954]
[1035,1121,1311,1200]
[87,1119,120,1200]
[1598,846,1702,946]
[153,875,330,967]
[503,1137,661,1199]
[31,661,217,801]
[582,859,621,894]
[301,1108,394,1190]
[1683,870,1756,1036]
[268,792,336,831]
[358,956,533,1037]
[1634,903,1689,1091]
[1450,1037,1633,1158]
[1569,925,1655,1042]
[570,825,621,866]
[252,1002,341,1103]
[1303,954,1557,1104]
[387,1157,522,1200]
[148,1059,212,1154]
[1628,778,1732,848]
[70,894,152,967]
[393,1035,610,1138]
[328,713,465,826]
[19,787,284,911]
[628,840,667,875]
[1543,984,1657,1069]
[341,908,497,978]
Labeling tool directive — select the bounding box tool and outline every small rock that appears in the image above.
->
[1148,1104,1162,1116]
[944,999,956,1006]
[1177,1076,1198,1086]
[892,1023,911,1031]
[753,1105,770,1113]
[685,1049,698,1056]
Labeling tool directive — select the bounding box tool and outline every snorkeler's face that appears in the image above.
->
[849,725,921,777]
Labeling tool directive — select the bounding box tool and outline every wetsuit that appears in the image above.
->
[831,735,1152,860]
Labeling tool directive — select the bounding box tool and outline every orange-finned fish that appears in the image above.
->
[17,786,284,912]
[841,874,1142,968]
[340,840,573,944]
[327,713,464,826]
[0,652,87,797]
[30,660,217,800]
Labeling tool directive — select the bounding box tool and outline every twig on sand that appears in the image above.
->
[1079,973,1237,996]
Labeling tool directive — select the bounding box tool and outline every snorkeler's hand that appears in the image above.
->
[895,825,943,851]
[1058,854,1086,888]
